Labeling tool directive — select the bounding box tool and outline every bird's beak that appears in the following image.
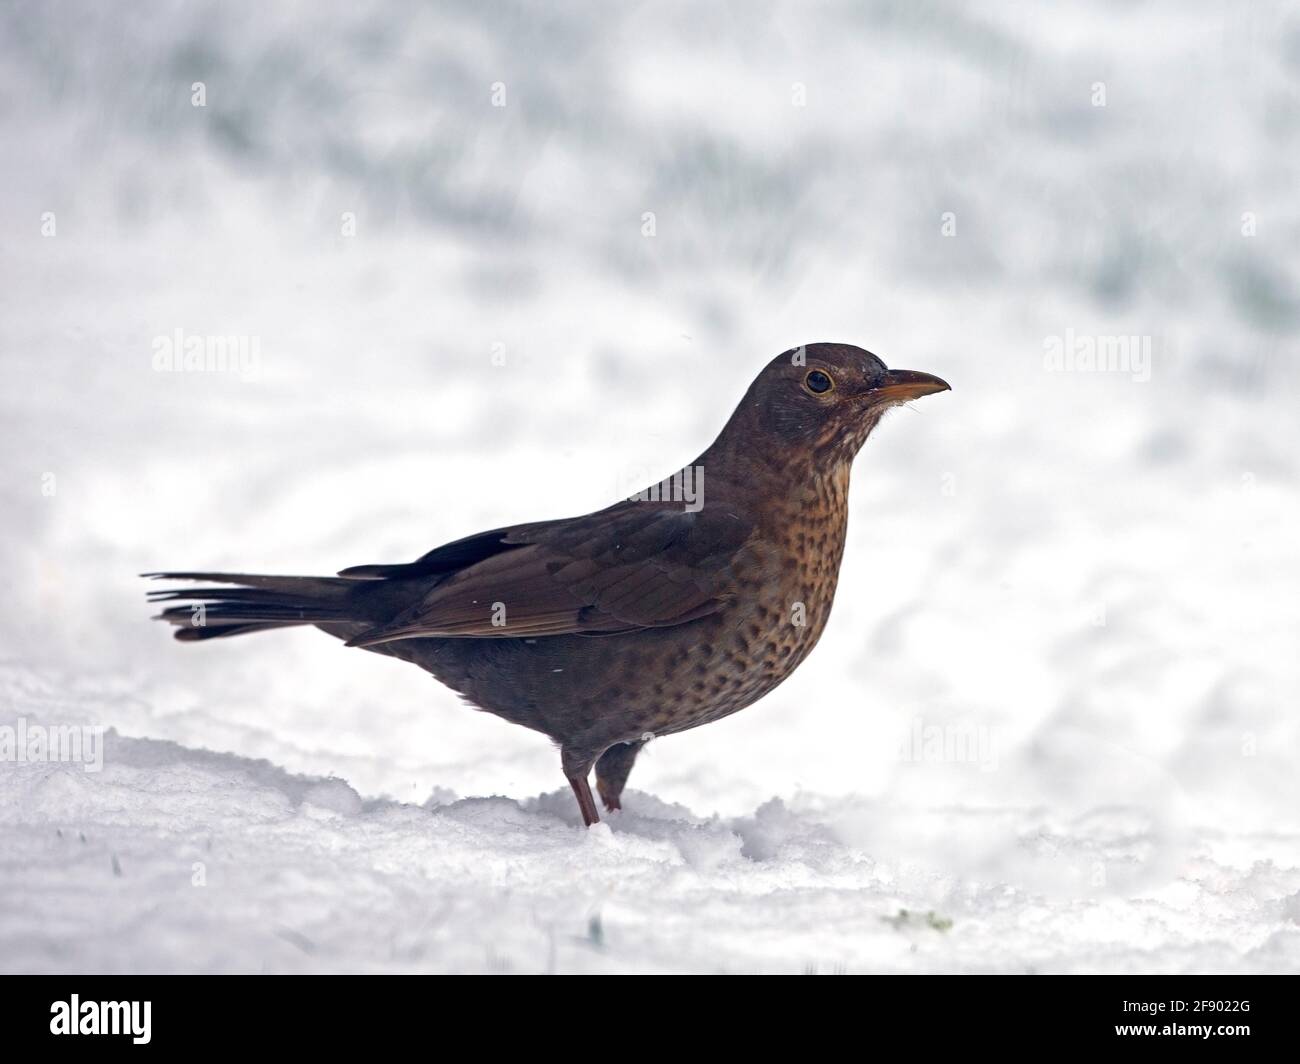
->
[867,368,951,404]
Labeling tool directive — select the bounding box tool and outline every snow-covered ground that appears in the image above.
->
[1,1,1297,973]
[3,722,1298,974]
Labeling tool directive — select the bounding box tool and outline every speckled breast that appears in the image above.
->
[647,467,852,735]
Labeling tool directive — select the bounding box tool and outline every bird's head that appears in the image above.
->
[714,342,950,466]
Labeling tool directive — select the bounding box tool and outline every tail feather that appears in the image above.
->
[142,572,349,593]
[173,622,302,642]
[144,571,360,643]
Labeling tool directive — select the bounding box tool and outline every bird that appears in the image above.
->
[145,343,949,826]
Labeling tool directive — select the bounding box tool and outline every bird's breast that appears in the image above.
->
[742,467,851,670]
[646,466,851,732]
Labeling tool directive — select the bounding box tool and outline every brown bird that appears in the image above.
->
[146,343,949,825]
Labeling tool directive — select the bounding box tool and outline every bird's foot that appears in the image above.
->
[597,778,622,813]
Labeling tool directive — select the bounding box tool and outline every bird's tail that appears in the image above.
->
[143,571,361,642]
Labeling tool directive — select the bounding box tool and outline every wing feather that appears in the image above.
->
[346,505,754,646]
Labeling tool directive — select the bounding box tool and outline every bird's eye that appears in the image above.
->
[804,370,834,395]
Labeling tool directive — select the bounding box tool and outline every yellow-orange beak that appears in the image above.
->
[867,368,951,404]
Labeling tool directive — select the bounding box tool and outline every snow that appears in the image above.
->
[1,1,1298,972]
[3,720,1296,974]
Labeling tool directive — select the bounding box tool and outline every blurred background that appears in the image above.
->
[1,1,1298,968]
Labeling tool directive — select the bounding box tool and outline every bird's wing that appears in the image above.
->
[337,525,540,580]
[345,505,756,645]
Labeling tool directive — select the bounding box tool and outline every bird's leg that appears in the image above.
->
[562,747,600,827]
[595,740,646,812]
[567,774,600,827]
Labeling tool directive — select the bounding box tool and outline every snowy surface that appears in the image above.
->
[4,719,1298,974]
[1,1,1298,972]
